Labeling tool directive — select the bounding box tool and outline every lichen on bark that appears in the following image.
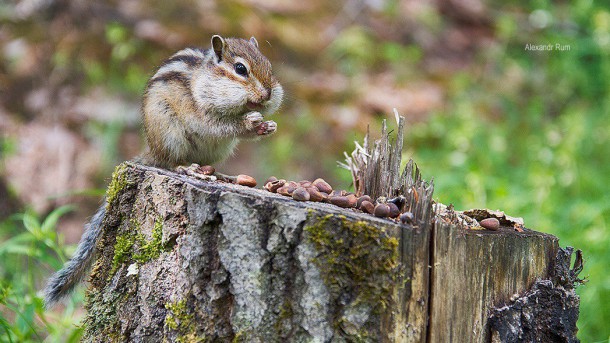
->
[304,213,400,339]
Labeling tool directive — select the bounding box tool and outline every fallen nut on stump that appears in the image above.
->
[357,195,372,209]
[480,218,500,231]
[360,200,375,214]
[387,203,401,218]
[277,181,298,196]
[400,212,414,225]
[264,179,286,193]
[346,194,358,208]
[199,165,216,175]
[374,204,391,218]
[265,176,278,185]
[236,174,257,187]
[330,190,346,197]
[277,186,293,196]
[329,195,351,208]
[312,178,333,194]
[292,187,310,201]
[307,187,327,202]
[298,180,312,188]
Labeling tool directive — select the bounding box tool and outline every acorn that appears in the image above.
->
[292,187,310,201]
[307,187,327,202]
[299,180,312,188]
[199,165,215,175]
[346,194,358,208]
[277,185,295,196]
[264,179,285,193]
[374,204,391,218]
[265,176,278,185]
[387,203,400,218]
[388,196,406,209]
[329,195,351,208]
[400,212,414,225]
[356,195,372,209]
[236,174,257,187]
[360,200,375,214]
[480,218,500,231]
[312,178,333,194]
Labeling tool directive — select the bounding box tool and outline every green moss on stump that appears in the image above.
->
[134,217,164,263]
[165,298,205,343]
[108,216,171,278]
[105,163,132,209]
[305,214,399,310]
[110,233,135,275]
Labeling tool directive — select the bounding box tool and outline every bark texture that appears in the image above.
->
[82,162,579,342]
[488,247,582,343]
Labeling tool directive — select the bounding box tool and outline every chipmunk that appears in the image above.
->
[43,35,283,307]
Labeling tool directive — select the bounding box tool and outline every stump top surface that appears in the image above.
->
[131,162,556,241]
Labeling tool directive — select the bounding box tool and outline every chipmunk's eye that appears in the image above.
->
[234,62,248,76]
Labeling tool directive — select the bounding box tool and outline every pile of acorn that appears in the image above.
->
[261,176,415,225]
[191,166,416,225]
[199,168,499,232]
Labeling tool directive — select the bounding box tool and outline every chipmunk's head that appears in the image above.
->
[192,35,283,116]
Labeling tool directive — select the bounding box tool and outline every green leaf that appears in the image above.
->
[41,205,74,234]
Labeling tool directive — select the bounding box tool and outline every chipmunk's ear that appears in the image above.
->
[212,35,225,62]
[249,36,259,48]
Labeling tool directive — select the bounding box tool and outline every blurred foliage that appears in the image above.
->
[407,2,610,341]
[0,0,609,341]
[0,206,83,342]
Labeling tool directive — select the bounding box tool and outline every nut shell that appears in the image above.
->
[199,165,215,175]
[236,174,257,187]
[346,194,358,208]
[387,203,400,218]
[480,218,500,231]
[357,195,372,209]
[374,204,390,218]
[360,200,375,214]
[329,195,351,208]
[307,187,327,202]
[298,180,312,188]
[312,178,333,194]
[331,190,347,197]
[400,212,414,225]
[292,187,310,201]
[264,179,286,193]
[265,176,278,184]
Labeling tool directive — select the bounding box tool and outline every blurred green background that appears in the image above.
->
[1,0,608,341]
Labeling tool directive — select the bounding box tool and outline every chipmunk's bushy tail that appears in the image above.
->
[43,201,106,308]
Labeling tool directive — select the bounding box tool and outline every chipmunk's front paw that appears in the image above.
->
[245,112,264,131]
[256,120,277,136]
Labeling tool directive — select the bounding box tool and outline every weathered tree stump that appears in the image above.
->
[83,163,580,342]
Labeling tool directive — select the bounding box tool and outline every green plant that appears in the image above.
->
[0,206,84,342]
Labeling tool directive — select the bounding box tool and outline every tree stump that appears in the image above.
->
[82,163,580,342]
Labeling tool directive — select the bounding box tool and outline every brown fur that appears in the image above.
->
[140,35,283,168]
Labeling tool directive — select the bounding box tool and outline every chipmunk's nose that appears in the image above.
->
[262,87,272,102]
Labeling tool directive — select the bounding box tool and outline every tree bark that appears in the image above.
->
[82,162,579,342]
